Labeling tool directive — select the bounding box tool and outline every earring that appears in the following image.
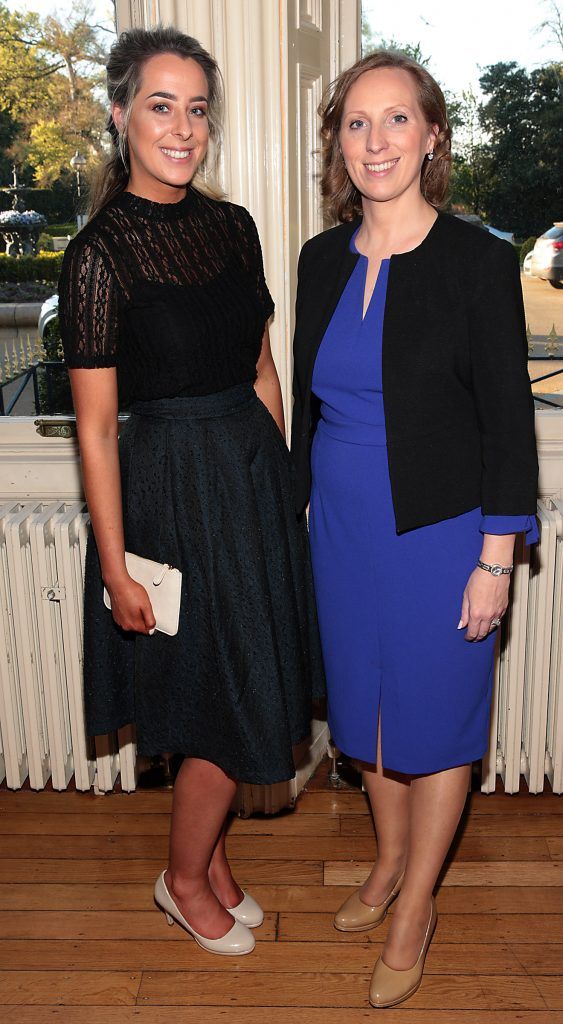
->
[427,151,434,161]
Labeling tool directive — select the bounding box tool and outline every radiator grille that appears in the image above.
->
[0,499,561,794]
[481,498,563,793]
[0,501,135,792]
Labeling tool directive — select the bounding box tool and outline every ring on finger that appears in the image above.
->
[491,617,502,628]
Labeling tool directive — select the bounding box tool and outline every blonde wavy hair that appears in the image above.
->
[320,50,452,223]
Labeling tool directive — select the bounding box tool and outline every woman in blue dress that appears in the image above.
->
[291,51,538,1008]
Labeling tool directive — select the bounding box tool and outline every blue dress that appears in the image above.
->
[308,234,537,774]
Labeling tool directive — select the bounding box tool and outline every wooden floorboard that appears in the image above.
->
[0,757,561,1017]
[2,1012,563,1024]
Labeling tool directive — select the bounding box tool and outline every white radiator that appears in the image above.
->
[0,498,561,795]
[0,501,136,793]
[481,498,563,793]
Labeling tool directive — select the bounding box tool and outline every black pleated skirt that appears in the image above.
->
[82,383,325,784]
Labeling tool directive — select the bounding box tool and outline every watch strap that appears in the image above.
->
[477,559,513,577]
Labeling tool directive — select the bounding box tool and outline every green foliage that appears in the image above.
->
[43,223,76,236]
[37,231,54,251]
[0,106,19,185]
[0,4,49,121]
[42,314,64,360]
[361,26,430,65]
[449,60,563,238]
[479,61,562,236]
[0,251,64,282]
[27,120,76,188]
[0,0,112,189]
[39,314,73,415]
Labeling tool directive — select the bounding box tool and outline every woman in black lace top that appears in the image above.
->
[58,27,324,957]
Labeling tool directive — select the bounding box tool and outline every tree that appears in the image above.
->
[0,5,53,122]
[362,24,430,66]
[477,61,563,236]
[0,107,19,187]
[27,121,76,188]
[449,89,489,216]
[0,1,112,193]
[537,0,563,57]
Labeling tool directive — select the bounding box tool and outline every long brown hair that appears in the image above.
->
[88,26,224,221]
[320,50,452,223]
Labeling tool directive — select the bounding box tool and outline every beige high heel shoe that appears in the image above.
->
[369,896,437,1008]
[334,871,404,932]
[154,871,255,956]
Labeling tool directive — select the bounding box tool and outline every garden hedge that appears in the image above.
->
[0,252,64,283]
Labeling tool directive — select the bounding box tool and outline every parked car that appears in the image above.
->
[485,225,515,243]
[530,224,563,289]
[38,294,58,339]
[454,213,487,230]
[523,251,535,277]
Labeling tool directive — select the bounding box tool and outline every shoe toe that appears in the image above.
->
[228,891,264,928]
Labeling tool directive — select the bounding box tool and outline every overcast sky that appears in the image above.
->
[7,0,562,98]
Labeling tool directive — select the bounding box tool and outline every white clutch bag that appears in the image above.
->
[103,552,182,636]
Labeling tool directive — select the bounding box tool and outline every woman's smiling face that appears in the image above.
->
[113,52,210,202]
[339,66,437,208]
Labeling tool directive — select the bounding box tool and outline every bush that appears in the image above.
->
[519,236,537,265]
[44,223,76,237]
[0,251,64,282]
[39,314,74,415]
[38,232,54,252]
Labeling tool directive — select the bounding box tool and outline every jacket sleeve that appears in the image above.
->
[468,240,538,515]
[480,513,539,545]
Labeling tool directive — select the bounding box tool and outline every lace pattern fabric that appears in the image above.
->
[58,188,275,404]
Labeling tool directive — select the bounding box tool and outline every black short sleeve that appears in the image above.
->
[58,234,119,368]
[228,205,275,323]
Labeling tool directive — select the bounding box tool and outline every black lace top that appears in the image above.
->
[58,187,275,406]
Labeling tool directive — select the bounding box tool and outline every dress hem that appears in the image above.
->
[332,735,486,776]
[88,719,316,787]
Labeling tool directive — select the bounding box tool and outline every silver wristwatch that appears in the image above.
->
[477,559,513,577]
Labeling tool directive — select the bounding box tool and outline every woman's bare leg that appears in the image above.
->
[382,761,471,970]
[164,757,238,938]
[360,718,410,904]
[208,824,244,908]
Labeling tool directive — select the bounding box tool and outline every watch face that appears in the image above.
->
[491,565,502,577]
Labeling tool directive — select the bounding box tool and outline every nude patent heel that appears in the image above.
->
[369,897,437,1008]
[334,871,404,932]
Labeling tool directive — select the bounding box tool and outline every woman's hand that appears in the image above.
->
[104,573,157,635]
[458,567,510,641]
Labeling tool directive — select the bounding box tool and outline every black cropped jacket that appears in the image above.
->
[290,212,538,533]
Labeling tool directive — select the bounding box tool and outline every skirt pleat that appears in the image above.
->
[82,384,324,784]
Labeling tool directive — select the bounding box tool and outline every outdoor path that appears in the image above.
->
[522,274,562,336]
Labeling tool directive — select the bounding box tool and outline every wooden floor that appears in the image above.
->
[0,758,562,1023]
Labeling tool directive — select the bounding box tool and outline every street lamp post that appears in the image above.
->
[70,150,87,229]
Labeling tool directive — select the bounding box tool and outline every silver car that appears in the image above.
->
[530,223,563,289]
